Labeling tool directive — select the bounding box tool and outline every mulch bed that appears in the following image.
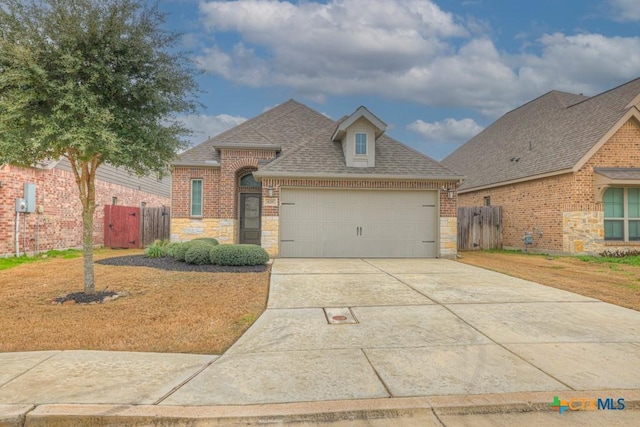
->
[53,290,121,305]
[96,255,268,273]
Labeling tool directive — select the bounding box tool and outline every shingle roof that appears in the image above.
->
[257,131,460,179]
[177,99,461,180]
[442,78,640,191]
[175,99,331,165]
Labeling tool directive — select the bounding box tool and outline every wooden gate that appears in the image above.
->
[140,206,171,247]
[457,206,503,251]
[104,205,140,248]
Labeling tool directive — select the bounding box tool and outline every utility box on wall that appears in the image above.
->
[15,198,27,213]
[24,183,36,213]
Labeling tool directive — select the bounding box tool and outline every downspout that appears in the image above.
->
[15,211,20,257]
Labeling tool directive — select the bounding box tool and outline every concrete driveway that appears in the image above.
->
[163,258,640,405]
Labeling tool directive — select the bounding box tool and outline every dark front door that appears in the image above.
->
[239,194,261,245]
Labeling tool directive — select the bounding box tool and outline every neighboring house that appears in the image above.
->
[442,78,640,255]
[171,100,462,258]
[0,159,170,256]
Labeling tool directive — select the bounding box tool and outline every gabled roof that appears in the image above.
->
[176,99,461,181]
[331,106,387,142]
[442,78,640,192]
[174,99,333,166]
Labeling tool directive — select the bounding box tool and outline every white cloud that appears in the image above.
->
[517,33,640,96]
[196,0,640,118]
[408,118,483,144]
[178,113,247,146]
[610,0,640,21]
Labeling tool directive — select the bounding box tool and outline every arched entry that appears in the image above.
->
[238,171,261,245]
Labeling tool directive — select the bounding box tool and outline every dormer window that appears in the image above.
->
[331,106,386,168]
[355,133,367,155]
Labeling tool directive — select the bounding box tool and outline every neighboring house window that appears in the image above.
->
[191,179,203,217]
[484,196,491,206]
[604,187,640,241]
[355,133,367,155]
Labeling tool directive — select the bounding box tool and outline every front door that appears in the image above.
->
[239,193,261,245]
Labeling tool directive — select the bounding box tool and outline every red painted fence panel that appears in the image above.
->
[104,205,141,249]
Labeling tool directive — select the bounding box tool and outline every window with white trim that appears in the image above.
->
[355,133,367,155]
[604,187,640,241]
[191,179,203,217]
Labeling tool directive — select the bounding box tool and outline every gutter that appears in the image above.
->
[253,171,465,181]
[457,168,573,194]
[171,160,220,167]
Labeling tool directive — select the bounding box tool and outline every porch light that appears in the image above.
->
[267,186,274,197]
[447,188,455,199]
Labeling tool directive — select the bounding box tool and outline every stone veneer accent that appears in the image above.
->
[171,218,236,244]
[562,205,604,254]
[260,216,279,257]
[439,217,457,258]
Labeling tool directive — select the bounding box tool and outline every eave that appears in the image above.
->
[212,142,281,152]
[254,170,464,182]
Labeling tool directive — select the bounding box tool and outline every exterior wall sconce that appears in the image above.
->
[267,186,274,197]
[447,188,455,199]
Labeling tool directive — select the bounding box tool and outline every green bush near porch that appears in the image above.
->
[210,244,269,266]
[185,241,217,265]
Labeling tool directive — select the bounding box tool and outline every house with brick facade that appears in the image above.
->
[0,159,170,257]
[171,100,463,258]
[442,78,640,255]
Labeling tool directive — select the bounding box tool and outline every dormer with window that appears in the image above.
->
[332,106,386,168]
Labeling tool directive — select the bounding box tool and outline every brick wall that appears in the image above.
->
[171,150,278,220]
[458,174,574,252]
[0,164,169,256]
[575,119,640,201]
[458,118,640,254]
[171,167,220,218]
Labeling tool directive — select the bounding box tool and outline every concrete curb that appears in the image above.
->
[6,390,639,426]
[0,405,34,427]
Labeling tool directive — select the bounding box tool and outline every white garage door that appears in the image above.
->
[279,188,438,258]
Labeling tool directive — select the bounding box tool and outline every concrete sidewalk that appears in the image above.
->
[1,258,640,425]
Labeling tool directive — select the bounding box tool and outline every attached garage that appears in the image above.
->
[279,188,438,258]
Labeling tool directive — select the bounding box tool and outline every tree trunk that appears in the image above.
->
[68,153,99,295]
[82,204,96,294]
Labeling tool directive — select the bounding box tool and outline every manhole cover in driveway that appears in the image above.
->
[324,307,358,324]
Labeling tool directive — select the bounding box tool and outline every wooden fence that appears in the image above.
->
[140,206,171,248]
[457,206,503,251]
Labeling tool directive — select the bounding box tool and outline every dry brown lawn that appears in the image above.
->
[0,250,270,354]
[457,251,640,311]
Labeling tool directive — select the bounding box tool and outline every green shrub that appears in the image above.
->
[172,241,194,262]
[210,244,269,266]
[163,242,180,258]
[185,241,215,265]
[144,239,167,258]
[193,237,219,246]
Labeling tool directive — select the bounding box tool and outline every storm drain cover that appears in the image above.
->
[324,307,358,325]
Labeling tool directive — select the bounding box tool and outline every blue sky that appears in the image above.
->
[158,0,640,160]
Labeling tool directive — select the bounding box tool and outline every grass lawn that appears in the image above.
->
[457,250,640,311]
[0,249,270,354]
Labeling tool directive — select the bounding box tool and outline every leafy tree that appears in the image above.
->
[0,0,198,294]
